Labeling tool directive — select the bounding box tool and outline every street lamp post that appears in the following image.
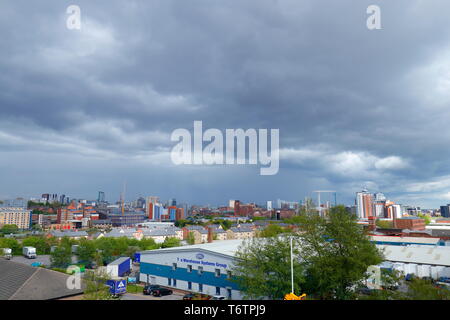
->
[290,236,294,294]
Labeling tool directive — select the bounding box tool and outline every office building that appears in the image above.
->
[109,211,146,227]
[168,206,177,221]
[0,207,32,229]
[97,191,105,203]
[356,190,374,219]
[373,201,386,218]
[139,240,244,299]
[441,205,450,218]
[386,202,402,219]
[146,196,160,220]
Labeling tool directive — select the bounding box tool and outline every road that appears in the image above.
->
[10,255,77,267]
[121,292,184,300]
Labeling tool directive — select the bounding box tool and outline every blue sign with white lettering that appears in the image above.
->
[196,253,205,260]
[107,279,127,294]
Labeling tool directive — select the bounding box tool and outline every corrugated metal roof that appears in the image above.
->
[141,239,245,257]
[185,225,205,231]
[108,257,130,266]
[379,244,450,266]
[230,227,253,233]
[50,230,88,237]
[0,260,84,300]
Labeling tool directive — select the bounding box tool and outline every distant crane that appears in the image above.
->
[121,181,127,216]
[313,190,337,217]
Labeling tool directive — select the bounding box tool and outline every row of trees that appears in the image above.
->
[233,205,449,300]
[0,235,59,255]
[0,224,20,235]
[175,218,234,230]
[233,206,383,300]
[49,236,181,269]
[360,270,450,300]
[0,233,181,269]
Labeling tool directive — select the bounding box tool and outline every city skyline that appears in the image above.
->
[0,188,435,210]
[2,1,450,208]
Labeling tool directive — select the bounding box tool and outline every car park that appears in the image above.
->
[152,287,173,297]
[143,285,160,295]
[356,287,374,295]
[183,293,196,300]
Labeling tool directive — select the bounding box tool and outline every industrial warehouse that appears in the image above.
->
[377,245,450,278]
[139,240,244,299]
[138,235,450,298]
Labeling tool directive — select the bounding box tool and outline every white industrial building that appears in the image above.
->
[139,240,244,299]
[139,239,450,299]
[376,244,450,279]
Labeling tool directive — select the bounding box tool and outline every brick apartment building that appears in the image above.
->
[394,218,426,230]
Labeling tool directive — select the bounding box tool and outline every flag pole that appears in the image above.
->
[290,236,294,294]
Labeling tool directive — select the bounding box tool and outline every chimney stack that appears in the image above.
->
[207,227,213,243]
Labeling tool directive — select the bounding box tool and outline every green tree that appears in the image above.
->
[50,245,72,268]
[161,237,181,248]
[31,224,43,231]
[60,236,78,248]
[251,217,268,221]
[299,206,383,300]
[357,269,403,300]
[83,270,115,300]
[93,250,104,267]
[125,246,140,259]
[45,236,59,250]
[187,231,196,245]
[402,278,450,300]
[112,237,129,256]
[258,224,289,238]
[232,236,304,299]
[0,238,21,255]
[22,236,50,255]
[95,238,115,264]
[1,224,19,234]
[175,219,188,228]
[138,238,159,250]
[126,238,140,248]
[361,273,450,300]
[77,239,97,266]
[219,220,232,230]
[376,220,393,229]
[418,213,432,225]
[284,216,304,225]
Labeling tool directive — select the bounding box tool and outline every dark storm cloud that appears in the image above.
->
[1,0,450,206]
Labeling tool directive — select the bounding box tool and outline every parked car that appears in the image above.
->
[439,277,450,284]
[183,293,196,300]
[152,287,173,297]
[143,285,160,295]
[211,295,226,300]
[357,287,374,295]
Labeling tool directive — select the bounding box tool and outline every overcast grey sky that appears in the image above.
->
[1,0,450,208]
